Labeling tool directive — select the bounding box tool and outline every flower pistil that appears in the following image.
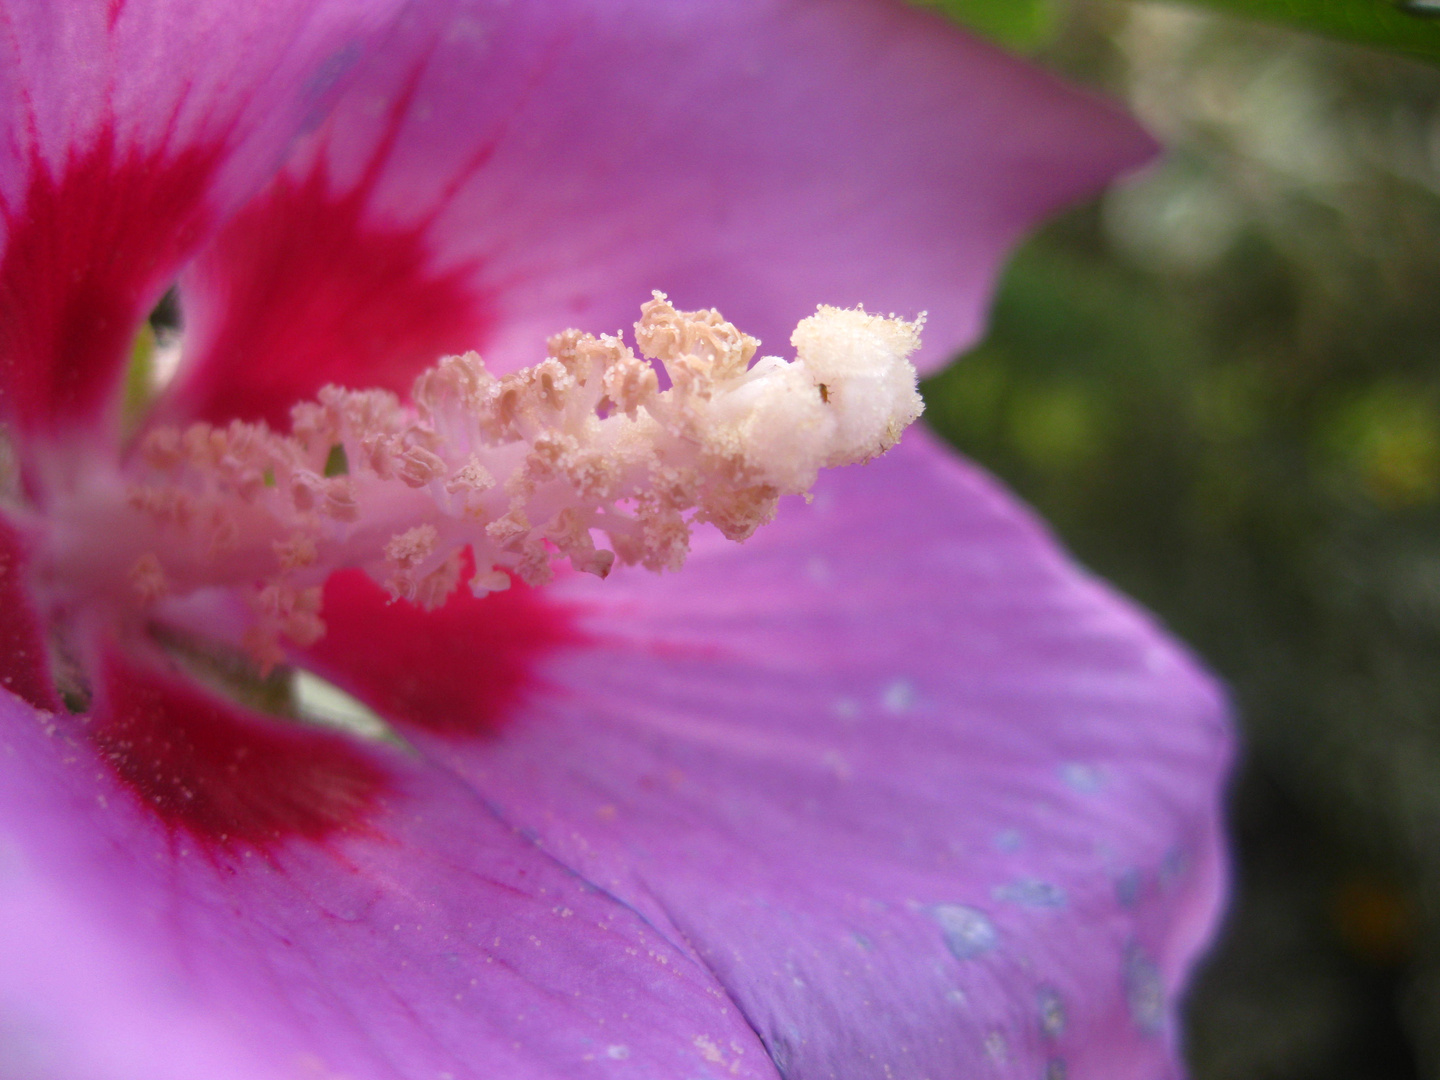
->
[28,294,924,671]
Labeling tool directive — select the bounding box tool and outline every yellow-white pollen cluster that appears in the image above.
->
[42,294,924,669]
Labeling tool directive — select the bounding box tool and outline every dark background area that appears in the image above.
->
[922,3,1440,1074]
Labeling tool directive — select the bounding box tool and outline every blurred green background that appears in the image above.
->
[921,1,1440,1075]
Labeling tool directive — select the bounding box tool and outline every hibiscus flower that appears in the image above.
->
[0,1,1231,1078]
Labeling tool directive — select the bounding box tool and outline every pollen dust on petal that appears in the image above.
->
[90,647,388,850]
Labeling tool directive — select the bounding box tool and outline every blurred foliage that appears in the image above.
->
[923,2,1440,1075]
[914,0,1060,49]
[1177,0,1440,68]
[923,0,1440,65]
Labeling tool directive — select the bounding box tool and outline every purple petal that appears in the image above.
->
[0,0,406,438]
[0,671,781,1079]
[359,431,1231,1079]
[163,0,1153,427]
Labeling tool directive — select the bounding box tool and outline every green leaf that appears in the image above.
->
[1176,0,1440,65]
[914,0,1059,51]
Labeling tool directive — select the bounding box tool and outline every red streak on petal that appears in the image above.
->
[307,562,583,737]
[92,649,388,850]
[0,129,222,434]
[0,516,58,711]
[175,161,493,430]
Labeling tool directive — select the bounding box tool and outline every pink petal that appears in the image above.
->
[0,0,407,440]
[0,650,781,1079]
[315,432,1231,1079]
[164,0,1153,427]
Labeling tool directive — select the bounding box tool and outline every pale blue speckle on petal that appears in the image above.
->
[984,1030,1009,1065]
[1124,946,1166,1035]
[881,679,915,713]
[1115,868,1142,908]
[1060,762,1104,794]
[932,904,999,960]
[1038,986,1066,1038]
[1161,847,1188,886]
[993,879,1068,909]
[993,828,1023,853]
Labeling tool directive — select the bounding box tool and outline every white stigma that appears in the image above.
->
[39,294,924,669]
